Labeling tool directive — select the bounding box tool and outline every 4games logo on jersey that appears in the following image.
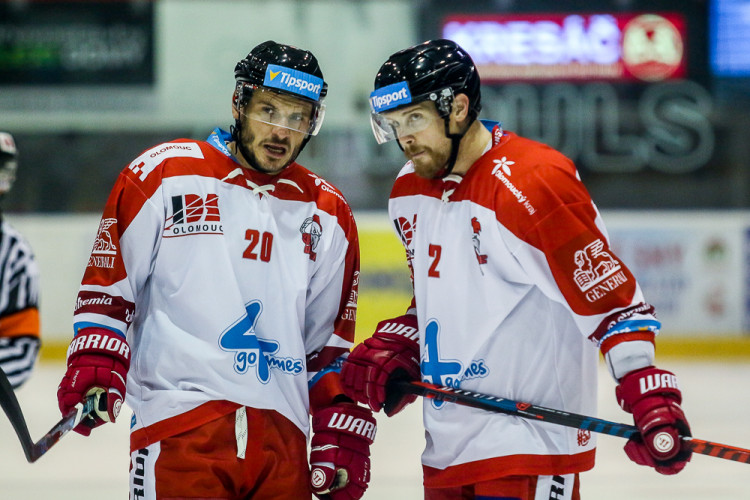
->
[219,300,303,383]
[164,193,224,237]
[420,319,489,409]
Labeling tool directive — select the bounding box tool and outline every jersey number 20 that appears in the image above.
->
[244,229,273,262]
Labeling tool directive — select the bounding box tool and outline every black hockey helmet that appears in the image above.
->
[369,38,481,144]
[0,132,18,195]
[235,40,328,100]
[233,40,327,136]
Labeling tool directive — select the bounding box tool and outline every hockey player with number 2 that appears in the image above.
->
[56,41,375,499]
[341,39,692,500]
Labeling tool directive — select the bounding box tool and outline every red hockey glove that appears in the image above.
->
[57,327,130,436]
[616,366,692,475]
[340,314,420,416]
[310,402,376,500]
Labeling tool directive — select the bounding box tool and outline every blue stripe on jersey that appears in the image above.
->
[600,319,661,345]
[73,321,126,338]
[307,354,345,390]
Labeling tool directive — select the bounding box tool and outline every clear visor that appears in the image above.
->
[369,105,438,144]
[242,87,325,136]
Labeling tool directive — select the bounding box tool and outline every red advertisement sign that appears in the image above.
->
[443,12,687,82]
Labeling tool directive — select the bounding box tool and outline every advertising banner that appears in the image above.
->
[606,212,747,336]
[443,12,688,83]
[0,1,155,86]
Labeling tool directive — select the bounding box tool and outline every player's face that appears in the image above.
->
[383,102,452,179]
[237,91,313,174]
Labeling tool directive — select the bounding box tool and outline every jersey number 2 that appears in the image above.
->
[244,229,273,262]
[428,244,441,278]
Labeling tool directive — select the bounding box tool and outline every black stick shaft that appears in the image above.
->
[391,380,750,465]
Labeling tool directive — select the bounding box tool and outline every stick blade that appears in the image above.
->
[0,366,98,463]
[27,398,95,462]
[0,367,35,461]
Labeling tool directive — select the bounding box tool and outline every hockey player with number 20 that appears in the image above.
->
[341,39,691,500]
[56,41,375,499]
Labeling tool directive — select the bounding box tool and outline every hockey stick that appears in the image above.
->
[0,367,98,463]
[386,379,750,465]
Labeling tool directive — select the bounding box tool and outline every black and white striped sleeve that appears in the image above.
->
[0,220,41,388]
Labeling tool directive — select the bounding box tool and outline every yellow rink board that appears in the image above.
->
[38,225,750,361]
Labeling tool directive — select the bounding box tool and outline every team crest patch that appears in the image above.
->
[577,429,591,446]
[394,214,417,263]
[470,217,488,270]
[300,215,322,261]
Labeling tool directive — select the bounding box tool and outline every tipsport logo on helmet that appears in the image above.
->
[263,64,323,101]
[370,81,412,113]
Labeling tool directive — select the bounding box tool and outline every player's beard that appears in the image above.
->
[236,121,302,175]
[404,143,451,179]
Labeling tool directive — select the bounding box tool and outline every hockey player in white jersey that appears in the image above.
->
[341,39,692,499]
[57,41,375,500]
[0,131,41,389]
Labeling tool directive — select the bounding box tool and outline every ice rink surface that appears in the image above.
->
[1,360,749,499]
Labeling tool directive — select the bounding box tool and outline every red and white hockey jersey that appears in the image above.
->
[388,121,659,487]
[73,128,359,449]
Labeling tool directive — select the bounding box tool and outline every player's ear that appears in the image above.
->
[453,93,469,121]
[451,93,471,131]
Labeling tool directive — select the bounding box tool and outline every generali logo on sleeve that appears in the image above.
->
[551,234,635,311]
[88,218,118,269]
[572,239,628,303]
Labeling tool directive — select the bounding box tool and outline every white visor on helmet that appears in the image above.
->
[369,81,414,144]
[370,104,444,145]
[369,82,450,144]
[242,86,326,136]
[239,62,326,136]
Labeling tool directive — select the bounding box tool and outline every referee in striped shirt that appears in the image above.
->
[0,131,40,389]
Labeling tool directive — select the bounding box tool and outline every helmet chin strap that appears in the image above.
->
[435,114,476,178]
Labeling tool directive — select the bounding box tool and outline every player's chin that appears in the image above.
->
[258,156,291,174]
[413,161,443,179]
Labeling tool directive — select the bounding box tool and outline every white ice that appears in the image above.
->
[1,360,748,499]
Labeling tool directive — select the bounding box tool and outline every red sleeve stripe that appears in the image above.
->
[599,331,656,356]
